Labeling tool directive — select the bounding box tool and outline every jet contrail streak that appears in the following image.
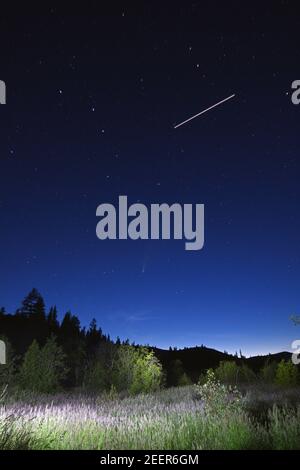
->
[174,94,235,129]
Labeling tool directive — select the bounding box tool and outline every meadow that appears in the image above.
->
[1,384,300,450]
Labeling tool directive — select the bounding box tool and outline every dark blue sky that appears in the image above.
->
[1,4,299,355]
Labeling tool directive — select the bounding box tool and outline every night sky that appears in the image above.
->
[1,4,300,356]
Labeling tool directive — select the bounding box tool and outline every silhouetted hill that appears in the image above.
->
[153,346,293,384]
[246,351,292,372]
[153,346,233,383]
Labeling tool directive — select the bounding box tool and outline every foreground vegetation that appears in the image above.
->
[1,289,300,450]
[1,378,300,450]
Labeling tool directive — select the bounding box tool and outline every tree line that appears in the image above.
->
[1,289,297,395]
[0,289,163,394]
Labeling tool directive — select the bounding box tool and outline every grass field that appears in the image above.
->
[1,385,300,450]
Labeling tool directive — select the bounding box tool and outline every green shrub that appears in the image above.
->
[239,364,257,384]
[195,369,244,416]
[129,348,163,395]
[215,361,256,386]
[19,337,67,393]
[197,372,207,386]
[178,372,192,386]
[113,346,163,395]
[83,360,107,391]
[260,361,277,384]
[215,360,240,385]
[275,360,299,387]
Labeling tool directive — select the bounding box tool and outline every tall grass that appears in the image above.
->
[0,386,36,449]
[1,385,300,450]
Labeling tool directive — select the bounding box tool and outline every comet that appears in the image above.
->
[174,94,235,129]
